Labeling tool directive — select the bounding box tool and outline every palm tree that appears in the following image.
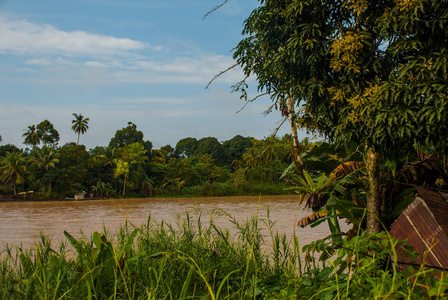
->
[71,113,89,145]
[0,152,29,195]
[32,146,59,193]
[22,125,40,148]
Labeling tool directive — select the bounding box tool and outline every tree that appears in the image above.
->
[32,146,59,193]
[114,159,130,196]
[71,113,89,145]
[22,125,41,148]
[231,0,448,233]
[36,120,60,147]
[109,122,144,149]
[160,145,175,160]
[0,144,21,157]
[222,135,253,164]
[0,151,29,195]
[52,143,90,196]
[175,137,198,158]
[195,137,226,166]
[114,142,148,196]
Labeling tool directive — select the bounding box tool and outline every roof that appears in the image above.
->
[390,187,448,269]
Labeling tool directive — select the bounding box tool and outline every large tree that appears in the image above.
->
[32,146,59,193]
[114,142,148,196]
[52,143,90,195]
[109,122,144,149]
[232,0,448,232]
[71,113,89,145]
[23,125,41,148]
[36,120,60,147]
[175,137,199,158]
[195,137,226,166]
[0,151,29,195]
[222,135,253,165]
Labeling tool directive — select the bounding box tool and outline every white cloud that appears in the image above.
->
[109,55,243,84]
[0,17,148,57]
[84,61,108,68]
[24,58,51,65]
[107,97,188,105]
[0,90,293,150]
[0,17,245,87]
[13,54,244,86]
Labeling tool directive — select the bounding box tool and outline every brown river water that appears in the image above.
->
[0,195,350,251]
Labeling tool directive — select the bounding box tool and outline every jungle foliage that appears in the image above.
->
[0,120,302,198]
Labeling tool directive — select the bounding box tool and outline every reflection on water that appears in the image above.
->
[0,195,350,250]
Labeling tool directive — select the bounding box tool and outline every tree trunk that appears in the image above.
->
[123,175,126,196]
[366,148,381,234]
[287,94,303,172]
[46,165,51,193]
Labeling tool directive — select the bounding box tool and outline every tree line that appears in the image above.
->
[0,116,300,198]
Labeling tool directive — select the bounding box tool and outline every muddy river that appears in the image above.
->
[0,195,349,250]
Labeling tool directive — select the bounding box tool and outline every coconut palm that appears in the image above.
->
[0,151,29,195]
[32,146,59,193]
[71,113,89,145]
[22,125,40,148]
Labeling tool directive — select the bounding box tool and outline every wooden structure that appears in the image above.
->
[74,191,86,200]
[390,187,448,269]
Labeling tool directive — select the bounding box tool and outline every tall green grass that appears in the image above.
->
[0,207,447,299]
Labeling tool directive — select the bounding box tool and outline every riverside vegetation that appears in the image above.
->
[1,120,298,199]
[1,208,447,299]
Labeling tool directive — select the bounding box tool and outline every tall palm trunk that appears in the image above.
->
[45,165,51,193]
[123,175,127,196]
[287,93,303,172]
[366,147,381,234]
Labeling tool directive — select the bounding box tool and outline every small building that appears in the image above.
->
[390,187,448,269]
[74,191,87,200]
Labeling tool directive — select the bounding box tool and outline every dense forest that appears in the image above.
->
[0,118,302,199]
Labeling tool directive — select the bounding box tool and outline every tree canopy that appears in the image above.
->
[23,125,40,147]
[233,0,448,156]
[109,122,144,149]
[231,0,448,233]
[36,120,60,147]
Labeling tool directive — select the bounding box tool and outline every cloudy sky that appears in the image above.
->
[0,0,297,150]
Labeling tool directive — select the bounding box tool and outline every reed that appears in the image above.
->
[0,207,447,299]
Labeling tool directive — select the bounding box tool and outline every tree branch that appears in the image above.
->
[203,0,229,20]
[205,63,239,90]
[236,92,270,113]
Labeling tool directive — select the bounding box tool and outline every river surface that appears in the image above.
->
[0,195,350,251]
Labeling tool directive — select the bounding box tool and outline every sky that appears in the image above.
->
[0,0,298,150]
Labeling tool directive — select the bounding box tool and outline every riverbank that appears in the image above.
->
[0,209,445,299]
[0,186,296,203]
[0,194,85,202]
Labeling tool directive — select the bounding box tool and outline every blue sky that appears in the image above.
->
[0,0,296,150]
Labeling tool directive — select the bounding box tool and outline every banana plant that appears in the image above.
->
[63,229,139,298]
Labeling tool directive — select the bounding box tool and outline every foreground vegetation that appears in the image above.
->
[0,209,446,299]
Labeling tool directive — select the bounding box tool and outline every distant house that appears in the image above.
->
[390,187,448,269]
[74,191,87,200]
